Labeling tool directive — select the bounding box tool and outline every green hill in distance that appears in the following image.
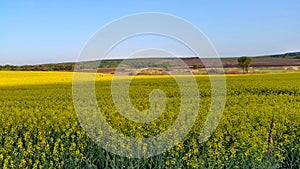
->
[1,51,300,71]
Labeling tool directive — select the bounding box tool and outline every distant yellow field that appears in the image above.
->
[0,71,73,86]
[1,71,299,86]
[0,71,112,86]
[0,71,190,86]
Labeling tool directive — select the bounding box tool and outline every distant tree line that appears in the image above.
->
[0,60,121,71]
[258,52,300,59]
[0,64,74,71]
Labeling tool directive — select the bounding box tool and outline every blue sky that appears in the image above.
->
[1,0,300,65]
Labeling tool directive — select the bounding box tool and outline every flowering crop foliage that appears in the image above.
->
[0,72,299,168]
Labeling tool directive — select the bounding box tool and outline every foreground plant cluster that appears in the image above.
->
[0,72,299,168]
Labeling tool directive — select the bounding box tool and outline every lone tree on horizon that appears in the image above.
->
[238,56,252,73]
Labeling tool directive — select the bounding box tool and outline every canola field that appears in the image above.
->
[0,71,299,168]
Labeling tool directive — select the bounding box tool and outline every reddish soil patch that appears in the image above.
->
[97,68,116,74]
[179,58,300,68]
